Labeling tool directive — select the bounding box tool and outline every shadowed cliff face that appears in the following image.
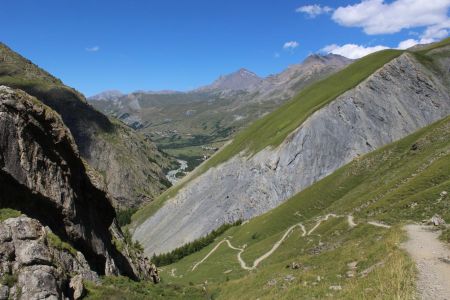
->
[0,86,135,277]
[0,43,174,209]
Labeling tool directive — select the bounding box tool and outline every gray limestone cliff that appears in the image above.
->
[134,52,450,255]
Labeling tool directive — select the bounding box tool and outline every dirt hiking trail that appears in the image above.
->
[403,225,450,300]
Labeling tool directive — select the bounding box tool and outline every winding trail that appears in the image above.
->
[367,221,391,229]
[403,225,450,300]
[348,215,357,227]
[191,214,390,272]
[307,214,338,235]
[192,223,307,271]
[192,240,242,271]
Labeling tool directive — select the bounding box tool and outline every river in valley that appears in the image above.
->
[166,159,188,185]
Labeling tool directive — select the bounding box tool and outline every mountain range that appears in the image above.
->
[89,54,351,171]
[0,37,449,299]
[132,41,450,256]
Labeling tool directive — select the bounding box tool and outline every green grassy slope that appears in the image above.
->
[133,38,450,228]
[155,115,450,299]
[131,49,403,226]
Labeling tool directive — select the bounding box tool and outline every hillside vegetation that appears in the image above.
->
[155,114,450,299]
[132,49,404,226]
[133,39,450,230]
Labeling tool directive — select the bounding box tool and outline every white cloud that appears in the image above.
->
[397,39,424,49]
[332,0,450,35]
[321,43,389,59]
[321,35,442,59]
[85,46,100,52]
[296,4,333,18]
[274,52,281,58]
[283,41,299,50]
[420,19,450,42]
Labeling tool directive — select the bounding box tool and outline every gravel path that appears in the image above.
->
[192,223,307,271]
[403,225,450,300]
[192,214,391,272]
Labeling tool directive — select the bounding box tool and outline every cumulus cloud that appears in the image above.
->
[326,0,450,54]
[321,37,429,59]
[332,0,450,35]
[85,46,100,52]
[283,41,299,50]
[296,4,333,18]
[397,39,420,49]
[321,43,389,59]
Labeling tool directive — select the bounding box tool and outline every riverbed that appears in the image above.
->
[166,160,188,185]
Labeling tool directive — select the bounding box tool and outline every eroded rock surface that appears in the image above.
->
[135,53,450,255]
[0,216,97,300]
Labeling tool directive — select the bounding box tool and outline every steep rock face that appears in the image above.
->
[0,43,173,209]
[0,216,98,300]
[86,121,172,209]
[134,53,450,255]
[0,86,152,279]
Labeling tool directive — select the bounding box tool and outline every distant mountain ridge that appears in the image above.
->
[89,54,351,100]
[133,42,450,255]
[89,54,352,171]
[195,68,263,92]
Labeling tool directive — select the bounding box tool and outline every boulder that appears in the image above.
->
[0,285,8,300]
[70,275,85,300]
[429,214,446,226]
[0,216,98,299]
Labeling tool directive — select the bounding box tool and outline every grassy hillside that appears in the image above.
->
[131,49,403,226]
[151,114,450,299]
[133,38,450,227]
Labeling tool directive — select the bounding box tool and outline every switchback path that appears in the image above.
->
[191,214,390,272]
[403,225,450,300]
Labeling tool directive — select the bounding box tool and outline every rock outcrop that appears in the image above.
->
[134,52,450,255]
[0,216,98,299]
[0,86,158,293]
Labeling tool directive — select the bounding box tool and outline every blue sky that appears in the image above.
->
[1,0,449,96]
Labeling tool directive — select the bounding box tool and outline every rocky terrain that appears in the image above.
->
[0,43,175,209]
[90,54,351,168]
[134,49,450,255]
[0,86,158,299]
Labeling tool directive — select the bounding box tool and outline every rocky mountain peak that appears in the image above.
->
[89,90,124,101]
[197,67,262,91]
[302,53,351,66]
